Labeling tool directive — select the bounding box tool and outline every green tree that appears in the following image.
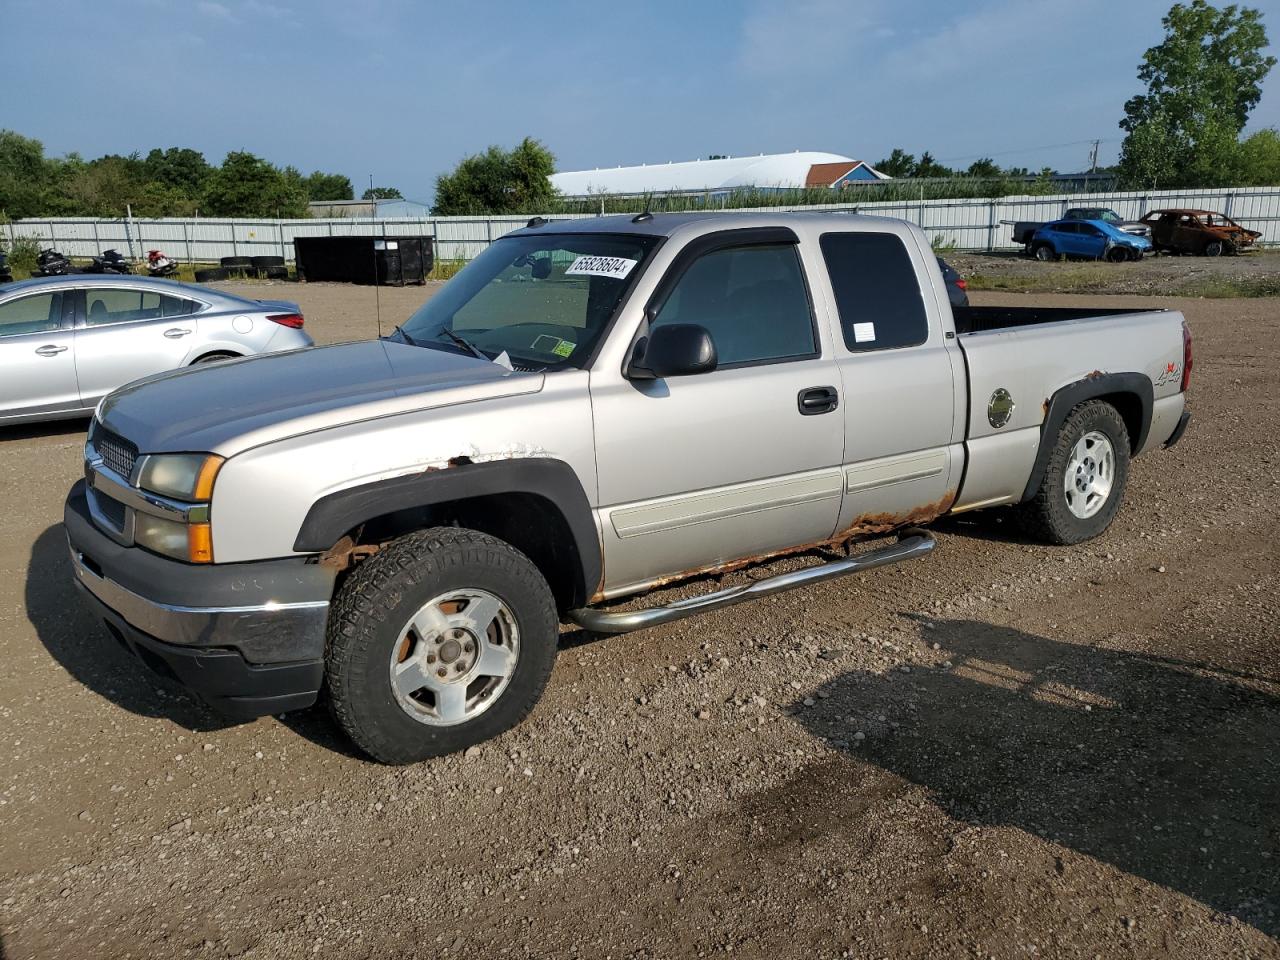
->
[1119,1,1276,187]
[143,147,210,195]
[306,171,353,201]
[201,151,308,217]
[1236,127,1280,183]
[874,148,915,178]
[362,185,403,200]
[964,158,1001,178]
[912,152,953,178]
[431,137,557,215]
[0,130,52,219]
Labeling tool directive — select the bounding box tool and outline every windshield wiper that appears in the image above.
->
[391,324,419,346]
[438,328,490,362]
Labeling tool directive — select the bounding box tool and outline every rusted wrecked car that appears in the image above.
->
[1140,208,1262,256]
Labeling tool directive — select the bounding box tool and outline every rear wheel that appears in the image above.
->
[325,528,559,764]
[1015,400,1130,545]
[192,351,239,364]
[1034,243,1056,262]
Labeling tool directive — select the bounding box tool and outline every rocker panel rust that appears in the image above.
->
[592,489,956,602]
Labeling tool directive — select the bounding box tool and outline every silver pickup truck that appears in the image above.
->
[64,212,1192,763]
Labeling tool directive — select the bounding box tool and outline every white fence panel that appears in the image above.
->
[7,186,1280,267]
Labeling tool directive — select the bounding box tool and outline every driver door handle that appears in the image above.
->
[35,344,68,356]
[798,385,839,416]
[164,328,192,339]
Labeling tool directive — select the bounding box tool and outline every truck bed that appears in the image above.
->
[953,305,1153,335]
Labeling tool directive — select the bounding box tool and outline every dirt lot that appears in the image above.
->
[1,282,1277,959]
[950,248,1280,298]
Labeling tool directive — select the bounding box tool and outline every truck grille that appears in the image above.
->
[95,428,139,480]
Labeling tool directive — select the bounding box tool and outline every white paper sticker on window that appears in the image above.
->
[565,255,638,280]
[853,322,876,343]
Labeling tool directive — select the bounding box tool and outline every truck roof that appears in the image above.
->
[506,210,910,240]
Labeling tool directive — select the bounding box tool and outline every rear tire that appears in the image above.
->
[1014,400,1130,545]
[192,351,239,364]
[325,528,559,764]
[1033,243,1056,262]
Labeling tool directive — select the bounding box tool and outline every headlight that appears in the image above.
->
[135,514,214,563]
[137,454,224,501]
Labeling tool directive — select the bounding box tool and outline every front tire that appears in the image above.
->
[1204,240,1224,257]
[325,528,558,764]
[1015,400,1130,545]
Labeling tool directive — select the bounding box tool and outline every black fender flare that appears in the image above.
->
[1020,372,1153,503]
[293,458,601,604]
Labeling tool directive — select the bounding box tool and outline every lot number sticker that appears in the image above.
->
[565,255,638,280]
[853,322,877,343]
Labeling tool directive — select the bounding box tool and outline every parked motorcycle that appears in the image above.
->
[35,248,73,276]
[146,249,179,277]
[84,248,132,274]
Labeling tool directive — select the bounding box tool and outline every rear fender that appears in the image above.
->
[1020,372,1152,503]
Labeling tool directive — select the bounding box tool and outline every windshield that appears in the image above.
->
[398,232,660,369]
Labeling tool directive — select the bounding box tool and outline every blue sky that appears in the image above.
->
[3,0,1279,203]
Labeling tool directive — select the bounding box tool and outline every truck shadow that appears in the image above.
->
[26,524,378,758]
[789,616,1280,936]
[25,524,235,732]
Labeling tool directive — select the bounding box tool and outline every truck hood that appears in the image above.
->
[98,339,543,456]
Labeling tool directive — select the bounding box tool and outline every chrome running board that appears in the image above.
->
[568,530,936,635]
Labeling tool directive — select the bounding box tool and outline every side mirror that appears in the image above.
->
[628,323,717,379]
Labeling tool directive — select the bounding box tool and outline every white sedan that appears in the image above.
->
[0,275,313,425]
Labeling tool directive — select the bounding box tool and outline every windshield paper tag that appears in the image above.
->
[553,339,575,358]
[565,255,638,279]
[853,322,876,343]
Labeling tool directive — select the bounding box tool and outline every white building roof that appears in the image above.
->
[549,151,868,196]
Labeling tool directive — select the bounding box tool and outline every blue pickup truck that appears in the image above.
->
[1030,218,1153,263]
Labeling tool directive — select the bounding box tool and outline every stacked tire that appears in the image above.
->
[220,256,254,277]
[251,255,286,279]
[194,267,228,283]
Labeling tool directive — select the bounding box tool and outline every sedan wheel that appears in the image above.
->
[1034,244,1055,262]
[1204,240,1224,257]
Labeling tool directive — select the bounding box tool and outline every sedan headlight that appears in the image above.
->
[137,454,224,501]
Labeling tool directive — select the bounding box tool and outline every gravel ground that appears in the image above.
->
[0,283,1277,959]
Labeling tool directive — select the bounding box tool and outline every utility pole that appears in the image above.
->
[1088,140,1101,175]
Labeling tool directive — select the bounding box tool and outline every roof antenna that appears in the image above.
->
[632,195,654,223]
[373,233,383,339]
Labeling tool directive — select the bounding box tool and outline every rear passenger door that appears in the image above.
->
[73,286,202,406]
[817,230,964,535]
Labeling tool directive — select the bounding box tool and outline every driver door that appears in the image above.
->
[588,232,845,595]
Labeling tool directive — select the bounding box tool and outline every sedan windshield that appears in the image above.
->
[398,232,660,369]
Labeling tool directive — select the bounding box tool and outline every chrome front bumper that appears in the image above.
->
[69,540,330,650]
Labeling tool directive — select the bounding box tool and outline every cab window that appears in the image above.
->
[650,244,816,366]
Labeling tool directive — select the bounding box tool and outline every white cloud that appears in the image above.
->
[197,1,239,22]
[735,0,888,79]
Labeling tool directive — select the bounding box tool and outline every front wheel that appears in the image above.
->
[325,528,559,764]
[1014,400,1130,545]
[1204,240,1225,257]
